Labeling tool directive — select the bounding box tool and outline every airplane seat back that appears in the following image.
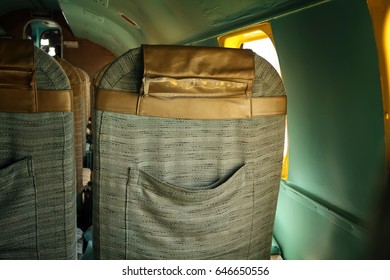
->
[93,44,286,259]
[0,38,76,259]
[56,58,85,193]
[75,67,91,152]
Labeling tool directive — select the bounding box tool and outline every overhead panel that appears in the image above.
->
[91,0,109,8]
[59,0,324,56]
[59,0,141,55]
[84,9,105,24]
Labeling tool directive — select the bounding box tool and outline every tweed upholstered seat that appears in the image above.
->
[93,45,286,259]
[56,58,84,193]
[75,67,90,157]
[92,63,111,124]
[75,67,91,125]
[0,39,76,259]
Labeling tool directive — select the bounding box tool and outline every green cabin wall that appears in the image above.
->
[270,0,385,259]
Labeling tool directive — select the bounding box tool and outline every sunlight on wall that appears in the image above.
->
[367,0,390,165]
[243,38,281,75]
[384,7,390,112]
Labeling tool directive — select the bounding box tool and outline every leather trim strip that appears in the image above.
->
[0,69,33,86]
[0,88,73,113]
[0,39,72,113]
[0,88,36,113]
[252,96,287,116]
[95,89,286,119]
[37,90,73,112]
[0,39,34,71]
[138,95,251,119]
[0,39,34,88]
[95,89,138,114]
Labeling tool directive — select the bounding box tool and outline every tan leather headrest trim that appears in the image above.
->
[0,39,72,113]
[252,96,287,116]
[95,88,286,119]
[95,45,286,119]
[0,39,34,71]
[0,88,73,113]
[0,39,34,87]
[96,89,138,113]
[0,70,34,88]
[143,45,254,97]
[36,90,73,112]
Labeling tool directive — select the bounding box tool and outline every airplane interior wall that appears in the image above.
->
[271,0,386,259]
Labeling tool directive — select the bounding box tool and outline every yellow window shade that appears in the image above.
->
[218,22,275,48]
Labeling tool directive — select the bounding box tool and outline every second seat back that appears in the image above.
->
[56,58,85,193]
[93,45,287,259]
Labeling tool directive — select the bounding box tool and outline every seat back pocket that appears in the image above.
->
[125,164,254,259]
[0,157,38,259]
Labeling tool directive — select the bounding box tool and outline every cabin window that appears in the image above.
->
[218,22,288,180]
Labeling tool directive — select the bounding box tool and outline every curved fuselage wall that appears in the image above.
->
[271,0,385,259]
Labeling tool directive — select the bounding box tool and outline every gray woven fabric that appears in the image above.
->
[0,47,76,259]
[92,63,112,127]
[76,67,90,155]
[0,158,38,259]
[99,48,142,92]
[0,113,76,259]
[94,47,285,259]
[56,58,84,193]
[34,48,70,90]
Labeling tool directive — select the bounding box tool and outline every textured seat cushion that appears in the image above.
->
[56,58,84,193]
[94,45,286,259]
[0,40,76,259]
